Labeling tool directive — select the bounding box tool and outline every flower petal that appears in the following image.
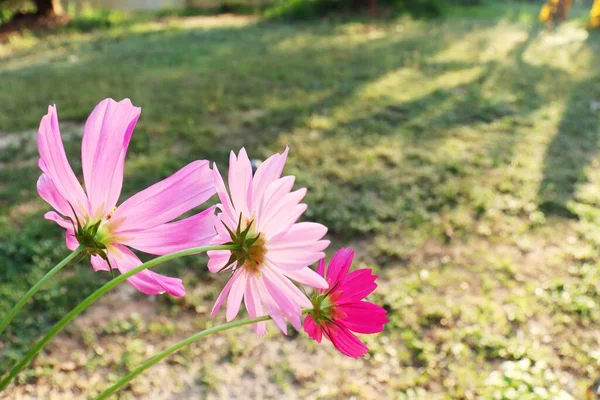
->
[37,174,75,220]
[254,275,288,334]
[81,98,141,219]
[303,315,323,343]
[37,105,88,219]
[44,211,78,250]
[325,324,369,359]
[207,249,233,273]
[228,148,252,217]
[263,265,312,309]
[118,206,217,255]
[251,146,289,212]
[326,248,355,285]
[317,258,325,277]
[90,255,111,272]
[211,273,238,317]
[111,160,214,232]
[108,244,185,297]
[280,267,329,290]
[336,269,378,304]
[213,163,237,228]
[226,269,248,321]
[337,301,389,334]
[267,222,328,249]
[244,275,267,337]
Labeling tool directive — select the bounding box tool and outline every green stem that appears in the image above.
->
[0,244,238,392]
[0,245,85,336]
[97,308,314,399]
[95,315,273,400]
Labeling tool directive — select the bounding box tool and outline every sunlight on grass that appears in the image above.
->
[1,3,600,398]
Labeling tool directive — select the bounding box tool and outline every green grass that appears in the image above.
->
[1,4,600,398]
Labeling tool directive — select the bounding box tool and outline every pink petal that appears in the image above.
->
[336,269,378,304]
[211,274,237,317]
[37,105,88,219]
[326,248,354,285]
[44,211,78,250]
[111,160,214,232]
[257,176,305,236]
[326,324,369,359]
[107,244,185,297]
[244,275,267,337]
[37,174,75,220]
[207,249,233,273]
[267,222,328,249]
[213,163,237,228]
[337,301,389,334]
[81,99,141,219]
[303,315,323,343]
[226,269,248,321]
[260,269,305,331]
[117,206,217,255]
[251,146,289,212]
[228,148,252,217]
[266,249,327,271]
[90,255,110,272]
[254,276,289,334]
[262,265,312,309]
[280,267,329,289]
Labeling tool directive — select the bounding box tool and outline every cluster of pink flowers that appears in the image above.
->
[38,98,388,357]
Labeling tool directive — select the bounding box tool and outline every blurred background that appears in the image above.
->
[1,0,600,398]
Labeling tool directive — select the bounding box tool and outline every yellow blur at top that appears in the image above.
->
[590,0,600,28]
[539,0,572,24]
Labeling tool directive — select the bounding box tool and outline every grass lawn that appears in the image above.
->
[1,3,600,398]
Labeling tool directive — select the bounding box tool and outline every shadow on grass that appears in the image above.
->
[539,31,600,216]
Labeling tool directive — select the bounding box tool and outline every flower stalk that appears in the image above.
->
[0,244,239,392]
[95,308,313,400]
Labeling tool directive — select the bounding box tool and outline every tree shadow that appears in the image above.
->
[538,31,600,217]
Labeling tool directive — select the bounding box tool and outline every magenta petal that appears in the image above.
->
[316,258,325,278]
[111,160,214,232]
[336,269,378,304]
[37,105,88,219]
[326,248,354,285]
[326,324,369,359]
[118,206,217,255]
[303,315,323,343]
[337,301,389,334]
[108,245,185,297]
[81,98,141,218]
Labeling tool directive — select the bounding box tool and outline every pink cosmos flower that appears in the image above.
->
[208,148,329,336]
[303,248,389,358]
[37,98,217,297]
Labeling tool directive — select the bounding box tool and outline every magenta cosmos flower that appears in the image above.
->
[37,99,217,297]
[304,248,388,358]
[208,148,329,336]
